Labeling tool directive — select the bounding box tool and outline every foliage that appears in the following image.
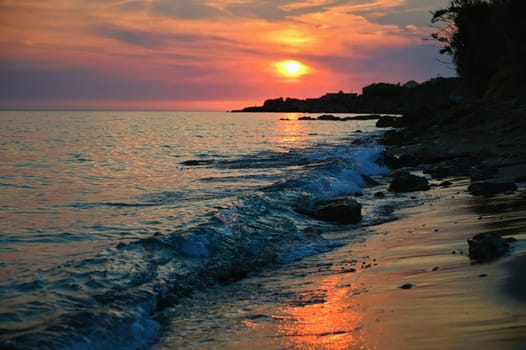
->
[432,0,526,97]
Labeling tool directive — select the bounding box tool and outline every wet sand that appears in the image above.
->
[155,179,526,349]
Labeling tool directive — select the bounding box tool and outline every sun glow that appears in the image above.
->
[276,60,308,78]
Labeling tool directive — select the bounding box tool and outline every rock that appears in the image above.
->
[470,164,499,181]
[298,116,315,120]
[380,152,419,169]
[308,197,362,224]
[399,283,414,289]
[352,114,382,120]
[389,172,430,192]
[374,191,385,198]
[468,181,517,196]
[439,180,453,187]
[317,114,341,121]
[181,159,213,166]
[382,130,406,145]
[467,233,510,262]
[423,157,475,179]
[376,115,400,127]
[361,174,380,187]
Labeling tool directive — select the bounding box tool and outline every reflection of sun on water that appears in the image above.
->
[276,114,304,148]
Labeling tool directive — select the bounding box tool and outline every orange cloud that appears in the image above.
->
[0,0,454,110]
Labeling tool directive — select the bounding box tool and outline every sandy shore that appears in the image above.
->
[154,177,526,349]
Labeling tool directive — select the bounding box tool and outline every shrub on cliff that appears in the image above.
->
[432,0,526,98]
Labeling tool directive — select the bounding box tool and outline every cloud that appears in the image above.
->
[225,1,290,21]
[94,23,238,51]
[0,60,256,104]
[149,0,223,20]
[348,0,451,28]
[0,0,458,110]
[94,24,171,49]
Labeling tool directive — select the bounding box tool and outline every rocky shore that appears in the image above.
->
[154,99,526,349]
[287,97,526,262]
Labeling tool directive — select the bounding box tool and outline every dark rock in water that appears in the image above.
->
[317,114,341,121]
[376,115,399,128]
[439,180,453,187]
[468,233,510,262]
[399,283,414,289]
[181,159,213,166]
[298,116,315,120]
[374,191,385,198]
[352,114,382,120]
[307,197,362,224]
[468,181,517,196]
[389,172,430,192]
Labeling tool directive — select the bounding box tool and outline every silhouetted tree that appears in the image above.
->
[432,0,526,97]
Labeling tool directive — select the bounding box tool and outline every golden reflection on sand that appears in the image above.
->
[275,274,367,350]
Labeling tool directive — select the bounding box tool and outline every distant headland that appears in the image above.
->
[233,77,460,114]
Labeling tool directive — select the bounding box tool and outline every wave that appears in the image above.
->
[0,142,389,349]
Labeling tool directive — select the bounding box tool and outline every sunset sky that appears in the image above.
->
[0,0,454,111]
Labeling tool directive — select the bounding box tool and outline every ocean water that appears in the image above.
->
[0,111,390,349]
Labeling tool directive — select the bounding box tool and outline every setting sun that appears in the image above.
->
[276,60,308,78]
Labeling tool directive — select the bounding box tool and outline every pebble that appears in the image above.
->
[399,283,414,290]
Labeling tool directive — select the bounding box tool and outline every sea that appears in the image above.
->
[0,111,396,349]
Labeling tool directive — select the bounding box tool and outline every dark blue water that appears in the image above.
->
[0,111,389,349]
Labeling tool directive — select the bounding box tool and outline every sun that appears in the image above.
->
[275,60,308,78]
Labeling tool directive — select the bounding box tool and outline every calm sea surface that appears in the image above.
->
[0,111,388,349]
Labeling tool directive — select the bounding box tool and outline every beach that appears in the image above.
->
[1,109,525,349]
[154,179,526,350]
[154,103,526,349]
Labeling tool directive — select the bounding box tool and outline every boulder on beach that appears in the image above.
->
[302,197,362,224]
[468,233,510,262]
[424,157,475,179]
[389,172,430,192]
[468,181,517,196]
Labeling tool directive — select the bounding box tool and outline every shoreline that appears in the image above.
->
[154,101,526,349]
[155,177,526,350]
